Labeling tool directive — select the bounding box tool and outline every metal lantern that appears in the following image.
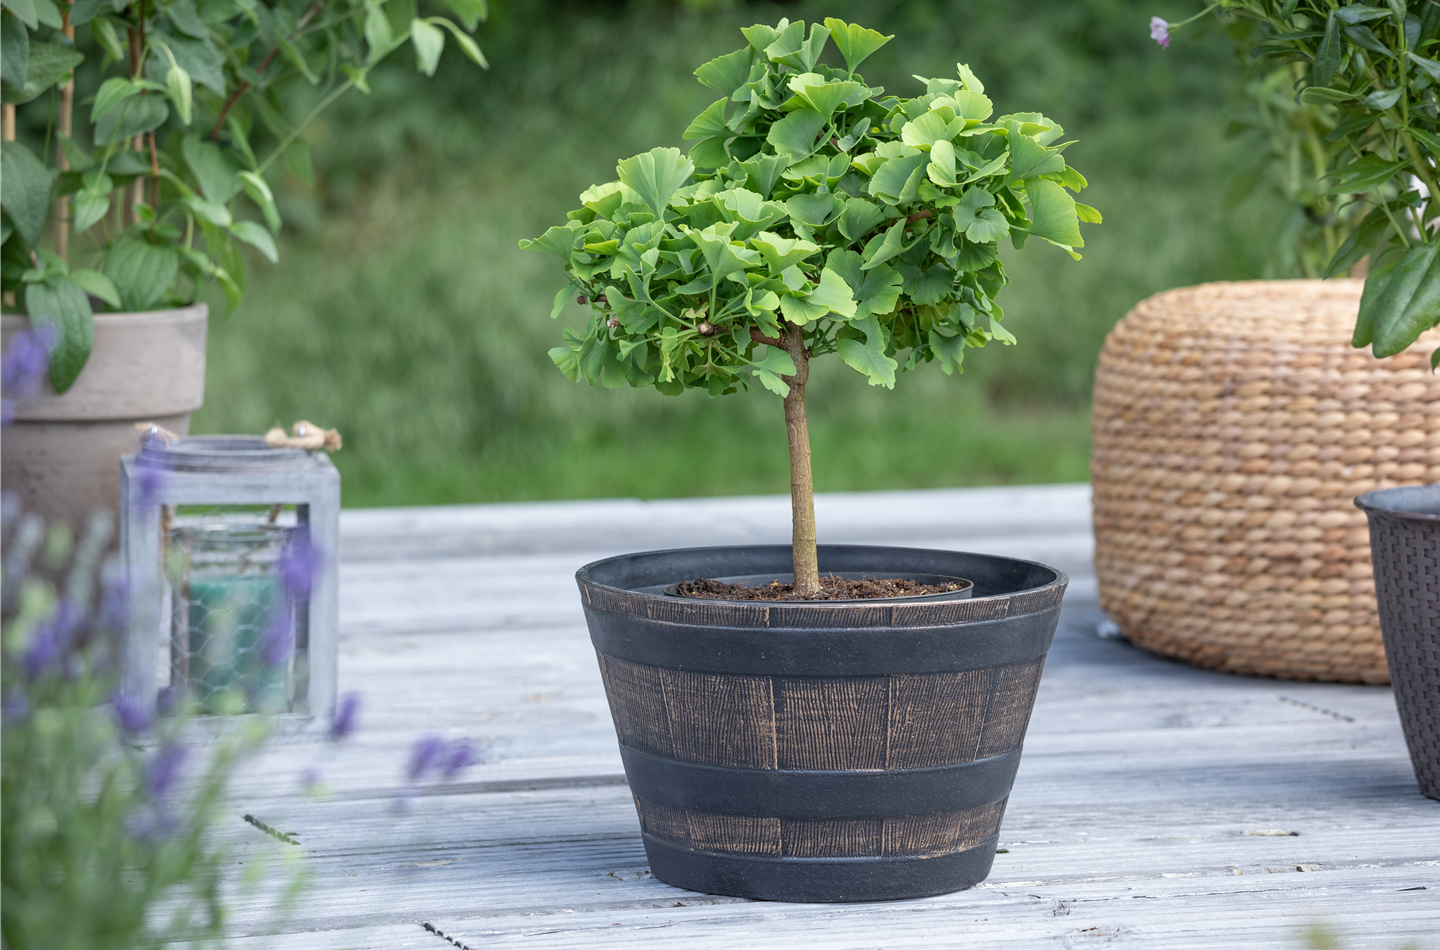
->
[120,435,339,724]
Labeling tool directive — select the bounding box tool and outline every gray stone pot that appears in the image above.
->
[1,305,208,530]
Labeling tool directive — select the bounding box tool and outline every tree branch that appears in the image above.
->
[210,1,325,140]
[750,326,783,348]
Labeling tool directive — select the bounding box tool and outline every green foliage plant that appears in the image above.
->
[0,0,488,393]
[1162,1,1440,367]
[1226,54,1358,277]
[521,17,1095,594]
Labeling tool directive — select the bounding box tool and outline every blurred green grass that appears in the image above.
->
[193,1,1284,507]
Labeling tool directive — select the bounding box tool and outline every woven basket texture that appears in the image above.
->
[1092,280,1440,684]
[1358,493,1440,800]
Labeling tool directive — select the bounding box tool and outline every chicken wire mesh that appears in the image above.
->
[160,505,307,714]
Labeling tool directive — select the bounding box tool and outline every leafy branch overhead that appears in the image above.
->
[521,16,1096,398]
[1194,1,1440,366]
[0,0,488,392]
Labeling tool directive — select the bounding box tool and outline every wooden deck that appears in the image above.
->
[198,485,1437,948]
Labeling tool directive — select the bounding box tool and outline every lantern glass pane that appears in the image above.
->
[162,505,307,714]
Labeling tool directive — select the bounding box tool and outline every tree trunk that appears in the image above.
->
[781,322,821,596]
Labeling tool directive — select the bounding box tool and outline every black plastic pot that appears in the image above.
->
[1355,485,1440,801]
[575,544,1067,902]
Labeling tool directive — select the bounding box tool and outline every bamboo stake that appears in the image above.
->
[2,104,13,306]
[55,13,76,259]
[125,12,144,226]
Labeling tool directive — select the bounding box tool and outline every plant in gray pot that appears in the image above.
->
[1,0,487,529]
[521,17,1095,901]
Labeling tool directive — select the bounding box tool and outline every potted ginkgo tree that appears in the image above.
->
[522,17,1095,902]
[1,0,487,529]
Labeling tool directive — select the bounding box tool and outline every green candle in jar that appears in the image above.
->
[187,574,288,714]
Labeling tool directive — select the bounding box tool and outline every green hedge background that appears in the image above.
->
[193,0,1286,506]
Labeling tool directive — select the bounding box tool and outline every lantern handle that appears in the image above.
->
[264,420,343,452]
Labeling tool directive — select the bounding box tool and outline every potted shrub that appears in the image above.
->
[1134,3,1439,796]
[522,17,1094,901]
[0,0,487,529]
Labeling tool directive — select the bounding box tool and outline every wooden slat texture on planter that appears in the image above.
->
[162,484,1439,948]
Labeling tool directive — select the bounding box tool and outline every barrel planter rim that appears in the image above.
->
[577,542,1068,611]
[577,543,1067,903]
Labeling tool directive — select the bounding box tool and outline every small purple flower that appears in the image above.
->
[301,767,322,792]
[330,692,361,742]
[258,610,294,667]
[146,743,188,798]
[134,464,167,507]
[442,739,480,779]
[277,533,323,599]
[23,623,61,679]
[111,691,152,735]
[2,327,52,400]
[1150,16,1171,48]
[92,562,131,642]
[407,735,446,781]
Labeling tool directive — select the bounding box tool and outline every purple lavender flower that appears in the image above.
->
[2,327,52,398]
[442,739,481,779]
[277,533,324,600]
[111,691,152,735]
[407,735,446,781]
[91,561,131,645]
[146,744,188,798]
[329,692,361,742]
[1149,16,1171,48]
[258,610,294,667]
[23,623,61,680]
[134,464,167,508]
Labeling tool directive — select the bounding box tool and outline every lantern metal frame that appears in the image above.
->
[120,435,340,727]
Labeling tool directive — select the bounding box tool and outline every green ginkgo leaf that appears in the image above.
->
[822,18,892,74]
[617,147,694,219]
[1026,179,1083,249]
[752,231,822,272]
[779,266,856,324]
[766,106,827,158]
[837,315,897,388]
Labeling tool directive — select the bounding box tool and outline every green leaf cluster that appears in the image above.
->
[521,17,1093,396]
[1220,0,1440,364]
[1,0,490,391]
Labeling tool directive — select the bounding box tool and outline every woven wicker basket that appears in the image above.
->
[1092,280,1440,684]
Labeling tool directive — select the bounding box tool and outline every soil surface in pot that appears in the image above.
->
[675,575,967,601]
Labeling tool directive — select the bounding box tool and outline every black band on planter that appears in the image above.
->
[620,745,1022,819]
[640,834,1002,903]
[586,606,1060,676]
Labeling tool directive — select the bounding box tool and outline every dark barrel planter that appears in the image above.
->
[576,544,1067,902]
[1355,485,1440,801]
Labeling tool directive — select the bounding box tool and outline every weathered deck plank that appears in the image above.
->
[188,485,1436,948]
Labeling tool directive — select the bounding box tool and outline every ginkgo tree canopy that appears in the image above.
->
[521,16,1098,399]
